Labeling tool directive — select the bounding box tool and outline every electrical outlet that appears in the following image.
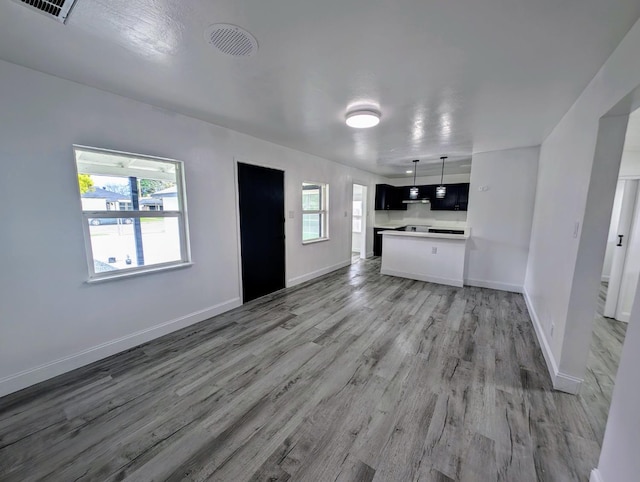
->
[431,247,437,254]
[288,211,294,219]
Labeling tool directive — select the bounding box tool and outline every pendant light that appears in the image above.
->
[409,160,419,199]
[436,156,447,199]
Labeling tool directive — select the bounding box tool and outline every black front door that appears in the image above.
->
[237,162,286,302]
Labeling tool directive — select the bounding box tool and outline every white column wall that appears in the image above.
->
[466,146,539,292]
[524,15,640,391]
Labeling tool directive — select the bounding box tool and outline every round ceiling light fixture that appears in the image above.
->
[345,109,381,128]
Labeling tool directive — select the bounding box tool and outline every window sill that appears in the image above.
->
[302,237,330,245]
[86,262,193,284]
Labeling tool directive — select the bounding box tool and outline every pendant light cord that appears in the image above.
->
[440,156,447,185]
[413,160,418,187]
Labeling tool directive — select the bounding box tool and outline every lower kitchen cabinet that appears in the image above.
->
[374,228,384,256]
[374,226,406,256]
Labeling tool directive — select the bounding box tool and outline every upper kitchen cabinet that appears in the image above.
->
[375,184,407,210]
[430,183,470,211]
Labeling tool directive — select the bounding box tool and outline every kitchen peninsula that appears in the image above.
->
[380,228,470,287]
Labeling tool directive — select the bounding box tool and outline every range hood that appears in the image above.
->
[402,159,431,204]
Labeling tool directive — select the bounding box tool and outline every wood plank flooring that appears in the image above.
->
[579,282,627,444]
[0,259,606,481]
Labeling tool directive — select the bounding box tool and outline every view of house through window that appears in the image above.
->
[302,182,328,242]
[74,146,190,279]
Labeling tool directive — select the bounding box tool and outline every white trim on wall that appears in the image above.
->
[381,269,463,288]
[464,278,523,293]
[590,468,604,482]
[0,297,241,398]
[287,259,351,287]
[523,288,582,394]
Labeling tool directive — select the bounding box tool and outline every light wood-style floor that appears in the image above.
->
[0,259,610,481]
[579,282,627,444]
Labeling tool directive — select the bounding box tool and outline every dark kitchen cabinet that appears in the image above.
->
[375,184,407,211]
[373,228,384,256]
[430,183,469,211]
[373,226,406,256]
[399,184,433,203]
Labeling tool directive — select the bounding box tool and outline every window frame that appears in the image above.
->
[302,181,329,244]
[352,199,363,234]
[74,145,192,282]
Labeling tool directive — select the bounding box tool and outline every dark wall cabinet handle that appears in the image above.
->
[617,234,624,247]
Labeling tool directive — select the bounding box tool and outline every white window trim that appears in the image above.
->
[74,145,192,282]
[302,181,329,244]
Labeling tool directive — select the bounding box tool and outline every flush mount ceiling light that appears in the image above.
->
[406,170,413,174]
[436,156,448,199]
[345,110,380,128]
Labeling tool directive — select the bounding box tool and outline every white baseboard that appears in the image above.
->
[366,251,374,258]
[464,278,523,293]
[523,288,582,394]
[601,275,610,283]
[617,311,630,323]
[287,260,351,287]
[0,297,241,398]
[590,468,604,482]
[381,268,463,287]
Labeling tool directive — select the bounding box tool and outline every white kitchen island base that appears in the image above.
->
[380,230,469,287]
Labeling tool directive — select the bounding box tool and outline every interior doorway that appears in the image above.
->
[237,162,286,303]
[580,109,640,443]
[603,178,640,322]
[351,184,367,263]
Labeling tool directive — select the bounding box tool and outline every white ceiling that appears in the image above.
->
[1,0,639,176]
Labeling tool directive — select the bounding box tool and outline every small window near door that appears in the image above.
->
[302,182,329,243]
[352,199,362,233]
[74,145,191,281]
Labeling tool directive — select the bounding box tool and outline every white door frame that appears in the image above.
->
[605,179,639,319]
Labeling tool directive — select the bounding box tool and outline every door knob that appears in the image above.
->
[617,234,624,247]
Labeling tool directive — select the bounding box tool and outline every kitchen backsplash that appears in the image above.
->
[375,203,467,227]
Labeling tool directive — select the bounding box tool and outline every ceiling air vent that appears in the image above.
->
[205,24,258,57]
[15,0,78,23]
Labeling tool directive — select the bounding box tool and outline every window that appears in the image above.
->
[302,182,328,242]
[352,200,362,233]
[74,146,191,281]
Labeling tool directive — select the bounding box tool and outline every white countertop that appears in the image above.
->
[380,229,470,240]
[374,223,409,229]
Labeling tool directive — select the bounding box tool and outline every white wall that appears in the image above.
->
[351,232,361,252]
[619,149,640,177]
[466,147,539,292]
[594,277,640,482]
[0,59,382,397]
[524,16,640,393]
[382,204,468,226]
[390,173,471,186]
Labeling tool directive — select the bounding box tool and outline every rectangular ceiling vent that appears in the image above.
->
[16,0,78,23]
